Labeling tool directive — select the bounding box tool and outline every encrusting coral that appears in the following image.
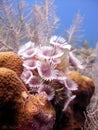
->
[0,52,23,77]
[19,92,55,130]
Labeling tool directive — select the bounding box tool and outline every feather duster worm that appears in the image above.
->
[38,84,55,101]
[50,36,71,50]
[37,61,58,81]
[18,38,94,130]
[37,46,64,60]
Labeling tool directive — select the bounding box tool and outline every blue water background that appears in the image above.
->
[29,0,98,48]
[54,0,98,48]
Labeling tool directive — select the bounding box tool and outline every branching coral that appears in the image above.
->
[65,13,83,45]
[0,0,59,50]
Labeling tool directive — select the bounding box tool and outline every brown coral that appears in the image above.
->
[64,71,95,129]
[0,51,23,77]
[0,67,34,128]
[66,71,95,105]
[55,71,95,130]
[0,67,55,130]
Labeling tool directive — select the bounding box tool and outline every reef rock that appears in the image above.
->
[74,47,96,78]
